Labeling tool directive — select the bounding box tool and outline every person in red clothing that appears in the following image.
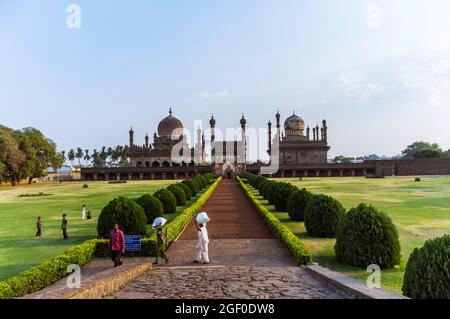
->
[109,223,125,267]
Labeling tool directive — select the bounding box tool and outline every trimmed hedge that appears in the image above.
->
[154,189,177,214]
[402,234,450,299]
[237,177,312,265]
[0,239,98,299]
[134,194,163,224]
[97,196,147,237]
[177,182,192,200]
[287,188,313,221]
[167,184,186,206]
[304,194,345,238]
[0,177,222,299]
[334,203,401,269]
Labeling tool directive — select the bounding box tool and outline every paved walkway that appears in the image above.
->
[109,180,349,299]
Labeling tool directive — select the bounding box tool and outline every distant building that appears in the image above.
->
[81,109,450,180]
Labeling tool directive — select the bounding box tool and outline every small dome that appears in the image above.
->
[284,113,305,136]
[157,109,183,137]
[209,115,216,126]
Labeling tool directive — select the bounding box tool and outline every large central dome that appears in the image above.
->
[157,108,183,137]
[284,112,305,136]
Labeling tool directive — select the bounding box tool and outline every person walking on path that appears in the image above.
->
[194,222,210,264]
[61,214,68,240]
[154,224,168,265]
[35,217,43,237]
[109,223,125,267]
[81,204,87,222]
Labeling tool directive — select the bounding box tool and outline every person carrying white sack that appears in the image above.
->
[194,212,210,264]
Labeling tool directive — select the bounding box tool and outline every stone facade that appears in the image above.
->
[80,109,450,181]
[128,108,206,168]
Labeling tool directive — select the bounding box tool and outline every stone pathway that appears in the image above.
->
[108,180,349,299]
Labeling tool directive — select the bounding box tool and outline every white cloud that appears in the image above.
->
[337,72,384,102]
[196,91,229,100]
[397,55,450,112]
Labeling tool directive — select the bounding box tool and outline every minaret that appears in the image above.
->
[145,133,149,148]
[210,114,216,160]
[276,110,281,142]
[322,120,328,143]
[197,126,202,147]
[240,114,247,163]
[201,132,205,164]
[313,127,316,141]
[306,126,310,140]
[129,127,134,148]
[316,124,320,141]
[267,120,272,155]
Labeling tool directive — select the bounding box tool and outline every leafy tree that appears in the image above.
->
[20,128,62,184]
[0,128,25,185]
[401,141,443,159]
[443,149,450,159]
[333,155,355,163]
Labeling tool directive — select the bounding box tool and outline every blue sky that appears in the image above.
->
[1,0,449,160]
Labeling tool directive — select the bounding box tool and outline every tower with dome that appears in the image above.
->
[268,111,330,165]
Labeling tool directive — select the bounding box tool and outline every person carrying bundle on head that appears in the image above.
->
[152,217,169,265]
[194,212,210,264]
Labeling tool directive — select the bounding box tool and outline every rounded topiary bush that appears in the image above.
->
[198,174,210,186]
[182,179,199,196]
[402,235,450,299]
[287,188,313,221]
[177,182,192,200]
[134,194,163,224]
[153,189,177,214]
[254,175,266,188]
[97,196,147,237]
[195,176,206,188]
[334,203,401,268]
[167,184,186,206]
[191,177,204,190]
[257,179,269,193]
[304,194,345,238]
[263,181,278,204]
[272,182,296,212]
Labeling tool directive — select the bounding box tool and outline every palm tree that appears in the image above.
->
[91,149,99,167]
[60,150,66,165]
[76,147,83,167]
[68,149,75,167]
[83,149,90,167]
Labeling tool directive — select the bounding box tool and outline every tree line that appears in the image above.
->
[333,141,450,163]
[0,125,63,185]
[62,145,130,168]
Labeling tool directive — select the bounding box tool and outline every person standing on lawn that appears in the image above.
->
[61,214,68,240]
[109,223,125,267]
[35,216,43,237]
[154,224,168,265]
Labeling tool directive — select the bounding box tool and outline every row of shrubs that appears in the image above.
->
[97,173,215,238]
[0,175,221,299]
[237,177,312,264]
[241,172,449,299]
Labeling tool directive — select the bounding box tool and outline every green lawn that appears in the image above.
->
[252,176,450,294]
[0,180,193,280]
